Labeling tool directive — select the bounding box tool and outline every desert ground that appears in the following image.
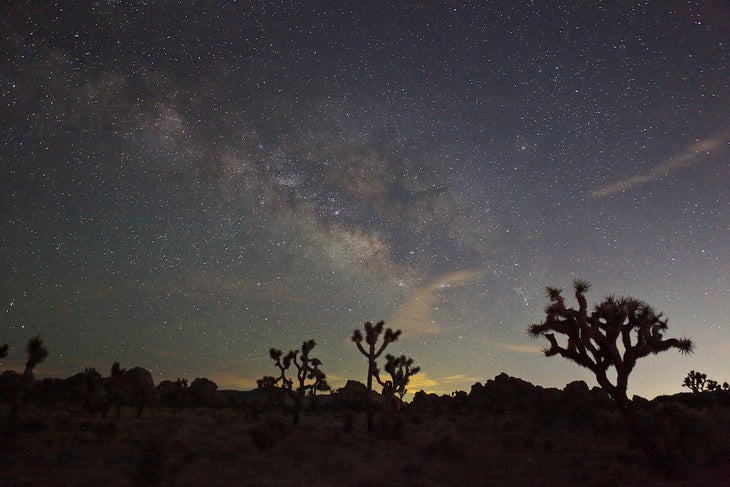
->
[2,375,730,487]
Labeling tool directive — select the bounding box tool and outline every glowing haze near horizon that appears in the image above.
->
[1,1,728,399]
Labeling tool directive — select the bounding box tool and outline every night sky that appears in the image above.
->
[2,1,728,399]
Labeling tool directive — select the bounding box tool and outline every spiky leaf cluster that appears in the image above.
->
[352,321,401,360]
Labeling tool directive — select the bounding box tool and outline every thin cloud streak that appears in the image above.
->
[590,129,729,198]
[492,341,544,354]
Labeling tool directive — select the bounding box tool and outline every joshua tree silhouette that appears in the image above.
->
[528,279,693,471]
[8,335,49,426]
[682,370,708,393]
[0,343,8,359]
[268,339,329,425]
[352,321,401,432]
[683,370,729,393]
[24,335,48,378]
[375,354,420,408]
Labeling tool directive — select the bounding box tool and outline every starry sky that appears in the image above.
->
[1,1,728,399]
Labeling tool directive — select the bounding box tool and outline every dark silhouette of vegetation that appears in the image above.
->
[267,339,329,425]
[24,335,49,376]
[257,375,281,410]
[188,377,218,407]
[0,343,7,359]
[7,335,49,430]
[683,370,708,393]
[375,354,420,409]
[528,279,693,473]
[156,378,188,410]
[707,381,730,392]
[106,362,154,418]
[683,370,729,393]
[352,321,401,432]
[79,367,108,416]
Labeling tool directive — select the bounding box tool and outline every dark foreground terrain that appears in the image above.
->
[2,374,730,487]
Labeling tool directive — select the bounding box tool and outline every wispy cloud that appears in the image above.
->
[389,269,483,336]
[590,129,729,198]
[407,372,440,390]
[492,341,543,354]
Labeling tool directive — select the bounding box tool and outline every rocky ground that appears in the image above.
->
[2,375,730,487]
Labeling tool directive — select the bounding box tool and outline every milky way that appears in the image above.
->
[1,1,728,398]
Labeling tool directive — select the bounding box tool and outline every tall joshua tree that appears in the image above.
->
[352,321,401,432]
[528,279,692,471]
[375,354,420,408]
[268,339,329,426]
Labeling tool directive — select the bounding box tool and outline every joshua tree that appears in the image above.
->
[708,381,730,392]
[24,335,48,379]
[8,335,49,426]
[528,279,693,471]
[683,370,729,393]
[375,354,420,408]
[268,339,329,425]
[682,370,708,393]
[0,343,8,359]
[352,321,401,432]
[257,376,277,390]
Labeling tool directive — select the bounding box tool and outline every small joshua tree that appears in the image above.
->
[9,335,49,424]
[268,339,329,425]
[375,354,420,408]
[0,343,8,359]
[682,370,708,393]
[683,370,729,393]
[352,321,401,432]
[24,335,48,379]
[528,279,692,471]
[707,381,730,392]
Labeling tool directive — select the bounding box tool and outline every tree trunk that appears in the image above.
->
[366,365,374,433]
[366,350,375,433]
[613,394,671,475]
